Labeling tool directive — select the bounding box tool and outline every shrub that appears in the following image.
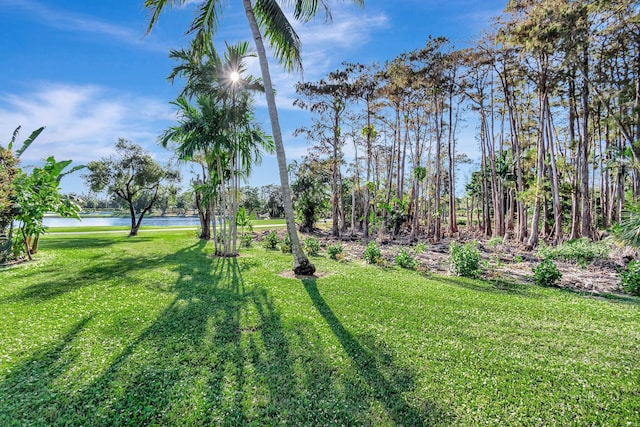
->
[414,242,427,254]
[532,258,562,287]
[537,238,609,267]
[280,234,292,253]
[395,248,416,270]
[327,242,343,260]
[363,241,381,265]
[240,233,253,248]
[449,241,480,278]
[488,236,503,248]
[264,231,279,250]
[303,236,320,256]
[620,260,640,296]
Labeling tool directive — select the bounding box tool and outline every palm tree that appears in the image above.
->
[160,95,225,241]
[162,93,272,255]
[145,0,364,275]
[163,41,273,255]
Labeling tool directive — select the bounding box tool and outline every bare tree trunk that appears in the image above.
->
[434,100,443,241]
[580,55,593,239]
[545,99,562,245]
[447,90,458,234]
[363,97,374,238]
[527,91,547,249]
[351,141,359,234]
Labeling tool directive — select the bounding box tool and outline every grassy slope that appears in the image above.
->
[0,232,638,426]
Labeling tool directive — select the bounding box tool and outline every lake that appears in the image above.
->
[43,216,203,227]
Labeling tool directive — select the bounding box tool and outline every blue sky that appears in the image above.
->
[1,0,506,194]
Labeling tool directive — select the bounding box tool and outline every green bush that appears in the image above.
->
[414,242,427,254]
[449,241,480,278]
[395,248,416,270]
[488,236,503,248]
[327,242,343,260]
[280,234,292,253]
[264,231,279,250]
[532,258,562,287]
[620,260,640,296]
[0,233,23,264]
[537,238,609,267]
[363,241,382,265]
[240,233,253,248]
[303,236,320,256]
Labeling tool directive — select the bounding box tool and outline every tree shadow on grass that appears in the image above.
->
[0,317,93,425]
[6,251,174,303]
[556,286,640,306]
[4,235,162,302]
[1,240,452,425]
[431,274,542,298]
[302,277,451,426]
[0,240,254,425]
[39,236,151,251]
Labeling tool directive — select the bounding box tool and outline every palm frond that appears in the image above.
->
[254,0,302,72]
[189,1,223,39]
[617,203,640,247]
[285,0,331,23]
[145,0,185,34]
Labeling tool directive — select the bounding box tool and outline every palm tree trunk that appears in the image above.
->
[243,0,314,275]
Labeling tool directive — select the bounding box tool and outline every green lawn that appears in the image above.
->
[45,219,286,234]
[1,232,639,426]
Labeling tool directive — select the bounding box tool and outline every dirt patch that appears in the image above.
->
[293,232,630,296]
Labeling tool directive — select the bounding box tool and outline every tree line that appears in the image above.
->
[290,0,639,248]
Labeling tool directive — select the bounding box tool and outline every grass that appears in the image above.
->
[46,225,198,233]
[1,231,639,426]
[45,219,286,234]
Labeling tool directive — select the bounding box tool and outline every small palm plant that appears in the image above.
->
[617,203,640,247]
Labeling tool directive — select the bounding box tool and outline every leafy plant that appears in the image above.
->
[236,206,254,235]
[532,258,562,287]
[395,248,416,270]
[327,242,343,260]
[240,233,253,248]
[280,234,292,253]
[449,241,480,278]
[292,170,329,232]
[363,240,381,265]
[488,236,503,248]
[414,242,427,254]
[514,255,523,263]
[1,127,83,262]
[380,197,411,235]
[264,230,279,250]
[620,260,640,296]
[303,236,320,256]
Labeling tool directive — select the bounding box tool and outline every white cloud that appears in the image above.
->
[237,5,389,113]
[0,83,174,164]
[1,0,168,51]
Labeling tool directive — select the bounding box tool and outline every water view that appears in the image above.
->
[43,216,202,228]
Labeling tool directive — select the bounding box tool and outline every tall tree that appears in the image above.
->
[146,0,365,274]
[295,68,354,237]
